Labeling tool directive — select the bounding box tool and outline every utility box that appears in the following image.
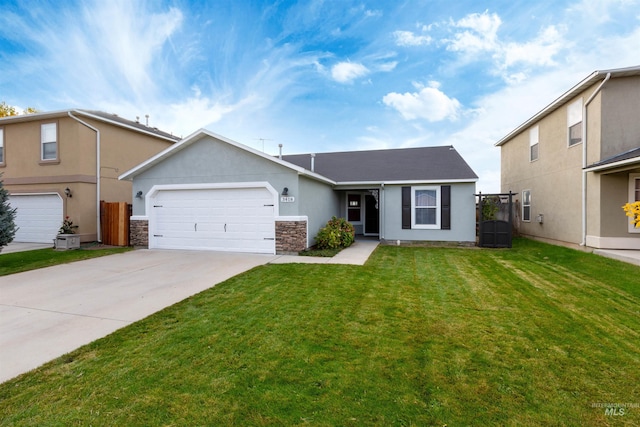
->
[56,234,80,250]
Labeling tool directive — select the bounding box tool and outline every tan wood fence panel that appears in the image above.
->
[100,201,131,246]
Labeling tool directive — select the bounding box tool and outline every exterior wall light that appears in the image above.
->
[64,187,72,198]
[135,191,143,198]
[282,187,289,196]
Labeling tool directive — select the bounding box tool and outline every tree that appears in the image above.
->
[0,101,38,117]
[0,174,18,252]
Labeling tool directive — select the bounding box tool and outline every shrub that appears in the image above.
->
[0,174,18,251]
[315,216,355,250]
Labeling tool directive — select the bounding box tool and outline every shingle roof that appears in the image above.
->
[282,146,478,183]
[76,110,180,141]
[586,146,640,170]
[0,109,180,142]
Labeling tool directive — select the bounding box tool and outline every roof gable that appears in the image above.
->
[119,129,335,185]
[0,109,180,142]
[495,65,640,147]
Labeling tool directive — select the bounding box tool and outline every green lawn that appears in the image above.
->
[0,246,131,276]
[1,239,639,425]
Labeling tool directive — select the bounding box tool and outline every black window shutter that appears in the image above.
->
[402,186,411,229]
[441,185,451,230]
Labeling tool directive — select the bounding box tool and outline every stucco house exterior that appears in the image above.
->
[496,65,640,250]
[119,129,478,254]
[0,110,178,243]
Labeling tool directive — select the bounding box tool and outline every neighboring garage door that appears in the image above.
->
[9,194,63,243]
[149,186,276,254]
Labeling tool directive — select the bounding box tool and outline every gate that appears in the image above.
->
[477,192,513,248]
[100,201,131,246]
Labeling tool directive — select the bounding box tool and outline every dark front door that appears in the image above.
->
[364,194,379,235]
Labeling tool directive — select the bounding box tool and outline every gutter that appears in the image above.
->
[580,73,611,246]
[68,111,102,242]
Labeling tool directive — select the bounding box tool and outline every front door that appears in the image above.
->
[364,194,379,235]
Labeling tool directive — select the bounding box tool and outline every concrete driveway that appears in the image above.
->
[0,249,278,383]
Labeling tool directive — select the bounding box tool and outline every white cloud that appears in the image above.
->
[382,82,461,122]
[393,30,432,46]
[331,61,370,83]
[376,61,398,72]
[364,9,382,18]
[502,25,565,68]
[447,10,501,53]
[443,10,569,81]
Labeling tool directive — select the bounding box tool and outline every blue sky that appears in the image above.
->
[1,0,638,192]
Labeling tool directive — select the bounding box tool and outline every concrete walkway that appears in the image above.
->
[0,241,378,383]
[1,242,52,254]
[269,240,379,265]
[594,249,640,267]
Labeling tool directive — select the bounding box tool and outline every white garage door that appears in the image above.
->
[150,187,276,254]
[9,194,63,243]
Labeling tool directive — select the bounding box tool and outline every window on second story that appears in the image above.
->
[567,99,583,147]
[0,128,4,164]
[41,123,57,161]
[522,190,531,222]
[529,125,539,161]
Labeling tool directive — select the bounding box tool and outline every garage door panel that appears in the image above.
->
[9,194,63,243]
[150,187,276,254]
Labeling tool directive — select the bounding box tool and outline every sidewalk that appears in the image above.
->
[594,249,640,267]
[1,242,52,254]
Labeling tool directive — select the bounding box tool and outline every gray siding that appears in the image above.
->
[298,175,340,246]
[601,77,640,159]
[381,182,476,242]
[131,135,300,216]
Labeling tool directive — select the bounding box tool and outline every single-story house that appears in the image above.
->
[119,129,478,254]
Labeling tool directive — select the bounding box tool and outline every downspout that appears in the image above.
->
[580,73,610,246]
[68,112,102,242]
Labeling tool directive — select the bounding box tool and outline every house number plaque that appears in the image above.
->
[280,196,295,203]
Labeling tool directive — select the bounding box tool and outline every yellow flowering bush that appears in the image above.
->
[622,201,640,228]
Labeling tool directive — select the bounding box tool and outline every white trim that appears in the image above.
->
[40,122,58,161]
[130,215,149,221]
[336,178,477,187]
[529,125,539,162]
[522,189,531,222]
[119,129,336,186]
[586,235,640,250]
[275,216,308,222]
[346,192,363,224]
[8,191,63,199]
[495,66,640,147]
[73,110,178,142]
[629,174,640,233]
[585,156,640,173]
[146,182,280,218]
[411,185,440,229]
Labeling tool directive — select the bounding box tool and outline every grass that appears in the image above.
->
[1,238,639,425]
[0,246,132,276]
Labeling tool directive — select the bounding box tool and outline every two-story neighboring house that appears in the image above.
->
[496,65,640,250]
[0,110,178,243]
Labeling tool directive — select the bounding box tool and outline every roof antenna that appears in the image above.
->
[254,138,273,152]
